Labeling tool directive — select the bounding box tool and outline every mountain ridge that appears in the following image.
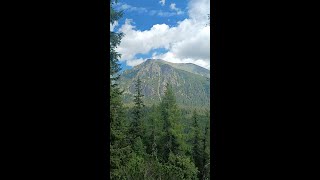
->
[119,59,210,110]
[139,59,210,78]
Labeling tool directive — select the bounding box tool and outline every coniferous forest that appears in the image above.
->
[110,1,210,179]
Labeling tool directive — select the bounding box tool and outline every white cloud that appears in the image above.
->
[152,52,210,70]
[159,0,166,6]
[118,2,182,18]
[157,11,177,17]
[170,26,210,60]
[126,58,145,66]
[116,19,171,61]
[170,3,177,10]
[110,21,118,32]
[170,3,184,15]
[149,9,183,17]
[188,0,210,23]
[116,0,210,69]
[115,2,147,13]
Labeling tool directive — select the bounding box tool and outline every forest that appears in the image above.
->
[110,1,210,179]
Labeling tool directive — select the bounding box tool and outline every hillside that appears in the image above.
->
[119,59,210,110]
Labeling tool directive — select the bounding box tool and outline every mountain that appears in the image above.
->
[151,60,210,78]
[119,59,210,110]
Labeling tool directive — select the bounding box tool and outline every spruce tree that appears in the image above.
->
[192,109,203,178]
[158,83,185,162]
[130,85,199,179]
[130,77,145,142]
[110,1,131,179]
[147,104,159,158]
[202,112,210,180]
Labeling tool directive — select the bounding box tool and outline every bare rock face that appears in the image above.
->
[143,84,155,96]
[120,59,210,108]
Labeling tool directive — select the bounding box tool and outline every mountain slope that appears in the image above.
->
[150,59,210,78]
[119,59,210,109]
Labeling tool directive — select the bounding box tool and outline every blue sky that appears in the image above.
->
[111,0,210,71]
[114,0,188,31]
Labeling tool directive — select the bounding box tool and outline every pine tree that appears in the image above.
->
[191,109,203,178]
[202,111,210,180]
[130,77,145,142]
[147,104,159,158]
[125,77,147,179]
[110,1,123,84]
[158,83,184,162]
[109,1,131,179]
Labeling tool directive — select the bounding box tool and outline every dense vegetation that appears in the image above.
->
[110,1,210,179]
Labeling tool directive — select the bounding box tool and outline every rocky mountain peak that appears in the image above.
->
[120,59,210,109]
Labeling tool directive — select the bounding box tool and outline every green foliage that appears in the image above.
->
[165,153,199,180]
[129,77,145,141]
[110,0,124,82]
[158,84,185,162]
[144,104,161,157]
[191,109,204,179]
[110,1,132,179]
[201,114,210,180]
[117,82,210,179]
[123,153,146,179]
[133,136,146,157]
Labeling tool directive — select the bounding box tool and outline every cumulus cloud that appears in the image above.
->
[116,0,210,69]
[187,0,210,23]
[159,0,166,6]
[116,19,172,60]
[170,26,210,60]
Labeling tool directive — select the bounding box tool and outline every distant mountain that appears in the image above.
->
[152,59,210,78]
[119,59,210,110]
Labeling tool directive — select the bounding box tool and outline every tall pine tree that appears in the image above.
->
[191,109,203,178]
[159,83,183,162]
[110,1,131,179]
[202,111,210,180]
[146,104,159,158]
[130,77,145,142]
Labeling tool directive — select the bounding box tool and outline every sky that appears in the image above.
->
[111,0,210,71]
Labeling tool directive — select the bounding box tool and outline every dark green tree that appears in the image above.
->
[158,83,184,162]
[202,112,210,180]
[156,91,199,179]
[191,109,203,178]
[110,1,131,179]
[165,152,199,179]
[146,104,160,158]
[130,77,145,142]
[123,77,148,179]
